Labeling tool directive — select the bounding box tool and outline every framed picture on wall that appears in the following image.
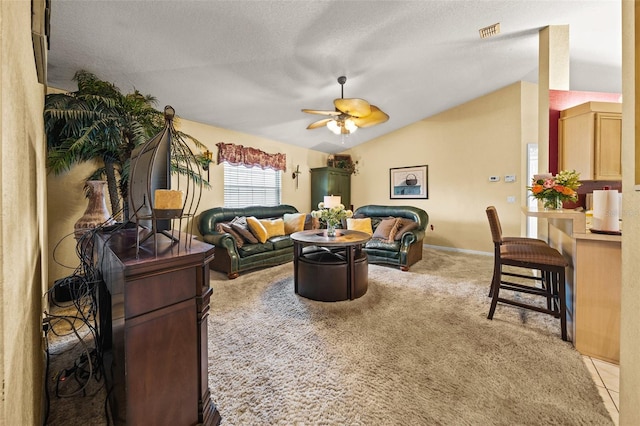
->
[390,165,428,199]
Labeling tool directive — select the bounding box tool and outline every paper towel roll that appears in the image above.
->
[592,189,620,231]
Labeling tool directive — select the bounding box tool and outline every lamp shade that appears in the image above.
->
[324,195,341,208]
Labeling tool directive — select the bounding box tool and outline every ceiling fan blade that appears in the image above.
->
[351,105,389,128]
[306,118,333,129]
[334,98,371,118]
[301,109,341,116]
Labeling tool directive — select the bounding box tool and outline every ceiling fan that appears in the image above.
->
[302,76,389,135]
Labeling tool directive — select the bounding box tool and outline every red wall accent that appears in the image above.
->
[548,90,621,175]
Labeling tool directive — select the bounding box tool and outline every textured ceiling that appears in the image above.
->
[46,0,622,154]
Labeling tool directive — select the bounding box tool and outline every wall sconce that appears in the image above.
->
[292,165,301,189]
[202,149,213,180]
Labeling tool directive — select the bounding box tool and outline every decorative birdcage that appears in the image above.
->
[128,106,203,255]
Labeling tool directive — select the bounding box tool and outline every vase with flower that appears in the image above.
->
[528,170,581,210]
[311,201,353,237]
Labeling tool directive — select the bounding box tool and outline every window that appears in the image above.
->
[223,162,281,208]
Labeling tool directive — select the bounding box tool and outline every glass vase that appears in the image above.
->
[326,223,337,237]
[543,195,563,210]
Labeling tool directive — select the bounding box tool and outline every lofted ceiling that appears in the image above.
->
[46,0,622,154]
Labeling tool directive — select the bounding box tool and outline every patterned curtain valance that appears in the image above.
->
[216,142,287,172]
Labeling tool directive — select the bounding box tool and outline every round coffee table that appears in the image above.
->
[290,229,371,301]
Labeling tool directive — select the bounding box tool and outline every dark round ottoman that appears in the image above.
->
[296,249,368,302]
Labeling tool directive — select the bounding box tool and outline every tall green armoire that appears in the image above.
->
[310,167,351,211]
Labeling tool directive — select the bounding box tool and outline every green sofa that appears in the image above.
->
[352,205,428,271]
[198,204,302,279]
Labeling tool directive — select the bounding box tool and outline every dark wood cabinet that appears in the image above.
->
[310,167,351,211]
[95,229,221,425]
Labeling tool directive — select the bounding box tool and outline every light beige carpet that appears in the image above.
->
[45,247,613,425]
[207,247,613,425]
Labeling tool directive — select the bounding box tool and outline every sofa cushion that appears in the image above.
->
[394,218,419,240]
[365,239,401,251]
[216,222,244,248]
[270,235,293,250]
[238,242,273,257]
[284,213,306,234]
[346,218,373,235]
[372,217,401,242]
[230,216,260,244]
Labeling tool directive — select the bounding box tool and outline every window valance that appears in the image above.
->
[216,142,287,172]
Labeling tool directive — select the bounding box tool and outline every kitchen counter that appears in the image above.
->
[521,206,621,364]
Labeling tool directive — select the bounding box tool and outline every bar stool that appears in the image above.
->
[485,206,549,298]
[485,206,569,341]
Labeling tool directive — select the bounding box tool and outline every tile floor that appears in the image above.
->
[583,356,620,425]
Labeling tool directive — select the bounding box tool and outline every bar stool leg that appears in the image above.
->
[558,270,568,341]
[487,265,501,319]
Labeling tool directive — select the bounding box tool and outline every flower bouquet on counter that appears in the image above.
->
[528,169,581,210]
[311,202,353,236]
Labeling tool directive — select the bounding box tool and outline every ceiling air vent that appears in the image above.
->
[479,23,500,39]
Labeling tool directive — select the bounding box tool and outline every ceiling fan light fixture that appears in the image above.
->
[304,75,388,135]
[327,119,341,135]
[344,118,357,133]
[326,118,358,135]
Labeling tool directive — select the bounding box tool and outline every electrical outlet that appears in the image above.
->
[507,196,516,203]
[489,176,500,182]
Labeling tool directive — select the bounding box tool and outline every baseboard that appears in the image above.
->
[423,243,492,257]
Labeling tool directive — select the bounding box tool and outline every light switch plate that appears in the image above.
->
[489,176,500,182]
[505,175,516,183]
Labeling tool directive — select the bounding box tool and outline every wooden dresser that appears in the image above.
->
[95,228,221,425]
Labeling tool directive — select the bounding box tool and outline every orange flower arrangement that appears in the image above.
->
[528,170,581,209]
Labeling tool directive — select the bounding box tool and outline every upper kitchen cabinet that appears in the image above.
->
[558,101,622,180]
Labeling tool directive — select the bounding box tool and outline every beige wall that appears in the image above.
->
[176,118,327,214]
[1,1,48,424]
[344,81,537,253]
[46,115,327,285]
[620,0,639,423]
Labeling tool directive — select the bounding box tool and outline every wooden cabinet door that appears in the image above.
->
[594,112,622,180]
[311,167,351,210]
[559,112,595,179]
[558,102,621,181]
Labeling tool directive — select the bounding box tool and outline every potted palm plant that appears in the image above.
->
[44,70,210,222]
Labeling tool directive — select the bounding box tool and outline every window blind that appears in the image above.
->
[223,162,281,208]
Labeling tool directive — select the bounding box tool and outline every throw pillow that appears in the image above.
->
[283,213,306,234]
[394,218,419,240]
[216,223,244,248]
[346,218,373,235]
[372,217,401,242]
[304,213,320,230]
[259,218,286,239]
[230,216,259,244]
[246,216,269,243]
